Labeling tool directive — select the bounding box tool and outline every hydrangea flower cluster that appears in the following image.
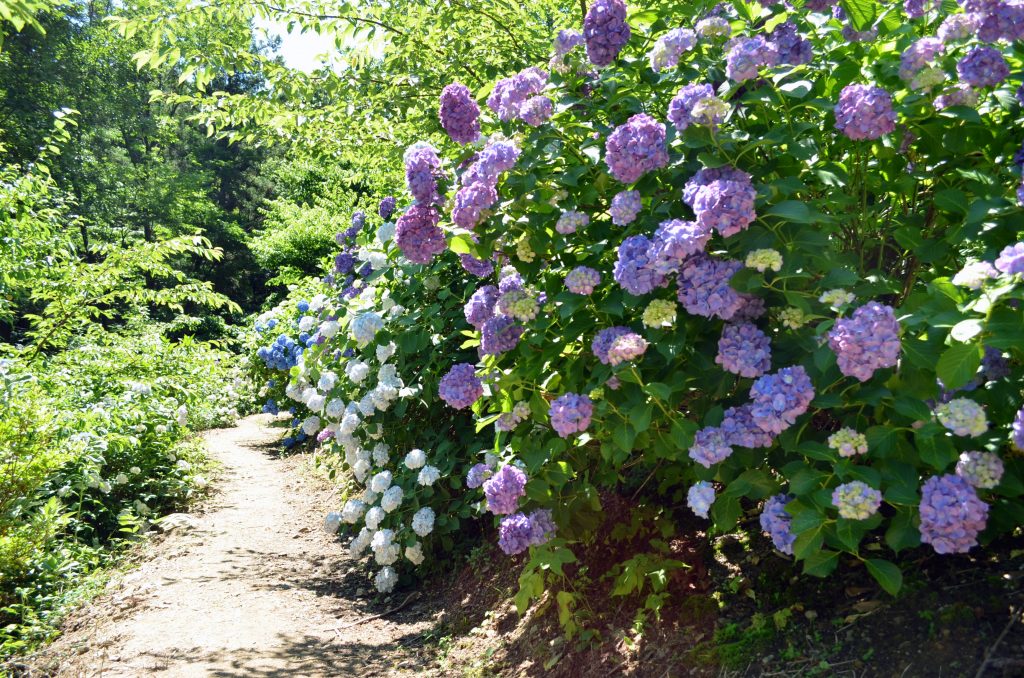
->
[951,260,998,289]
[760,494,796,555]
[899,38,944,82]
[957,46,1009,88]
[683,165,756,238]
[726,36,778,83]
[676,254,753,320]
[497,288,539,322]
[1013,406,1024,451]
[995,242,1024,276]
[832,481,883,520]
[495,401,532,432]
[934,84,979,110]
[715,323,772,378]
[520,95,554,127]
[439,82,480,144]
[834,84,896,140]
[935,398,988,437]
[819,288,855,309]
[769,21,812,66]
[642,299,676,328]
[403,141,442,205]
[973,2,1024,42]
[460,252,494,278]
[938,13,976,42]
[696,16,730,40]
[606,332,648,366]
[648,27,696,72]
[556,210,589,234]
[481,315,525,355]
[610,189,641,225]
[650,219,712,274]
[615,235,665,295]
[956,451,1004,489]
[483,465,527,515]
[438,363,483,410]
[745,249,782,272]
[453,137,521,229]
[720,404,775,448]
[687,481,715,518]
[668,83,726,132]
[604,113,669,185]
[583,0,630,67]
[592,326,633,365]
[464,285,499,329]
[828,428,868,457]
[549,392,594,437]
[827,302,901,382]
[452,182,497,230]
[749,366,815,435]
[689,426,733,467]
[565,266,601,294]
[395,205,445,264]
[498,509,556,555]
[256,334,303,371]
[487,67,548,122]
[350,312,384,346]
[378,195,396,220]
[918,474,989,554]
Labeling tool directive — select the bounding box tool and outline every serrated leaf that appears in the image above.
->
[936,342,982,390]
[866,558,903,596]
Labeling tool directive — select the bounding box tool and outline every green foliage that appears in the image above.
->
[250,200,345,285]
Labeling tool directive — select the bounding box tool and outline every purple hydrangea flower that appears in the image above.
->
[975,2,1024,42]
[556,210,590,234]
[615,235,666,295]
[487,68,548,122]
[899,38,944,82]
[648,27,696,72]
[689,426,733,467]
[691,175,757,238]
[938,13,977,42]
[687,481,716,518]
[1012,406,1024,450]
[498,268,524,294]
[438,363,484,409]
[555,29,585,56]
[769,21,812,66]
[827,302,901,382]
[395,205,445,264]
[806,0,839,10]
[465,285,499,329]
[957,47,1009,88]
[439,82,481,144]
[726,36,778,83]
[351,211,366,231]
[981,346,1009,381]
[668,83,724,132]
[919,474,989,554]
[520,96,554,126]
[650,219,711,275]
[335,252,355,274]
[583,0,631,67]
[716,322,772,378]
[460,253,494,278]
[480,315,525,355]
[607,332,648,366]
[682,165,752,206]
[934,84,980,110]
[549,393,594,437]
[720,405,775,448]
[498,512,532,555]
[676,254,748,320]
[404,142,442,205]
[956,450,1004,489]
[527,509,557,545]
[834,85,896,141]
[464,137,521,186]
[760,494,796,555]
[466,463,492,489]
[610,190,642,225]
[592,326,633,365]
[995,242,1024,275]
[749,366,815,434]
[604,114,669,185]
[565,266,601,294]
[904,0,939,18]
[452,181,497,229]
[378,195,396,221]
[483,465,527,515]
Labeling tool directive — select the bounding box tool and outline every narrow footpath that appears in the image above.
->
[27,415,437,677]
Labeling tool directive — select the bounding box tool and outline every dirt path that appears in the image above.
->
[26,415,438,677]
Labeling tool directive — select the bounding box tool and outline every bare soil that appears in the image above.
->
[19,415,440,677]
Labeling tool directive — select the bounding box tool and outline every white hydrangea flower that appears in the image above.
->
[318,371,338,392]
[378,222,396,244]
[358,394,376,416]
[114,473,129,485]
[341,412,361,435]
[370,471,393,493]
[365,506,385,530]
[353,459,371,483]
[320,320,340,338]
[323,511,342,534]
[129,466,141,474]
[176,405,188,426]
[298,315,316,332]
[155,424,167,434]
[375,565,398,593]
[405,542,425,566]
[368,252,388,270]
[372,443,390,466]
[325,399,346,419]
[819,288,855,310]
[175,459,191,472]
[361,488,379,505]
[301,416,321,435]
[380,485,404,513]
[347,360,370,384]
[418,465,441,487]
[349,527,372,557]
[306,394,326,413]
[412,507,435,537]
[376,342,397,363]
[341,499,367,523]
[404,448,427,470]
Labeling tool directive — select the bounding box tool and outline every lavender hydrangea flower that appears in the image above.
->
[834,85,896,140]
[760,494,796,555]
[404,141,442,205]
[981,346,1010,381]
[452,182,497,230]
[676,254,747,320]
[480,315,525,355]
[648,27,696,72]
[726,36,778,83]
[899,38,944,82]
[459,253,494,278]
[395,205,445,264]
[956,451,1004,489]
[498,268,524,294]
[1012,406,1024,450]
[556,210,590,234]
[438,363,484,410]
[696,16,730,40]
[934,84,979,111]
[498,513,533,555]
[827,302,901,382]
[610,190,642,225]
[555,28,585,56]
[951,260,998,289]
[691,175,757,238]
[689,426,733,467]
[650,219,711,274]
[919,474,989,554]
[604,114,669,185]
[938,13,977,42]
[749,366,815,435]
[903,0,939,18]
[466,463,492,489]
[994,242,1024,276]
[549,393,594,437]
[520,95,554,126]
[565,266,601,294]
[483,465,527,515]
[465,285,499,329]
[527,509,557,546]
[487,68,548,122]
[975,2,1024,43]
[687,481,716,518]
[769,21,812,66]
[682,165,752,206]
[957,47,1009,88]
[615,235,666,295]
[464,137,521,186]
[936,398,988,436]
[668,83,726,131]
[720,405,775,448]
[378,195,396,220]
[716,323,772,378]
[583,0,630,67]
[592,326,633,365]
[607,332,648,366]
[439,82,480,144]
[832,481,883,520]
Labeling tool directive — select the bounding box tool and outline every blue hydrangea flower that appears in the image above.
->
[668,83,724,132]
[720,405,775,448]
[378,195,396,220]
[676,254,747,320]
[604,114,669,185]
[749,366,815,435]
[556,210,590,234]
[615,235,666,295]
[480,315,524,355]
[487,68,548,122]
[438,363,483,409]
[498,512,533,555]
[687,481,716,519]
[827,302,901,382]
[650,219,712,274]
[760,494,796,555]
[466,463,492,489]
[610,190,642,225]
[957,46,1009,88]
[648,27,696,72]
[716,322,772,378]
[549,393,594,437]
[769,21,812,65]
[689,426,733,467]
[465,285,499,329]
[919,474,988,554]
[439,82,481,144]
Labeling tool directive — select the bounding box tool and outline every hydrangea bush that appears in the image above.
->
[263,0,1024,606]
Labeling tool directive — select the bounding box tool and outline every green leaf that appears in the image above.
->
[885,508,921,553]
[841,0,878,32]
[935,342,982,391]
[802,549,840,577]
[915,427,958,472]
[865,558,903,596]
[765,200,812,223]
